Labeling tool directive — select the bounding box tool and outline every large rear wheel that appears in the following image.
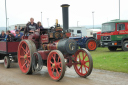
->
[18,40,36,74]
[47,50,66,81]
[74,48,93,78]
[86,39,97,51]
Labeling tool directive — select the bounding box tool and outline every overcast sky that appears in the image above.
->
[0,0,128,27]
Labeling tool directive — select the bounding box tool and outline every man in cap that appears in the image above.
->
[15,30,23,41]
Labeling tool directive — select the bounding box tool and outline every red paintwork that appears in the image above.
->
[41,34,49,43]
[18,41,31,74]
[22,36,28,39]
[87,40,96,51]
[65,32,71,37]
[43,40,59,50]
[101,23,128,36]
[38,50,50,60]
[74,49,90,76]
[7,42,19,52]
[0,42,19,53]
[0,42,6,52]
[28,32,40,40]
[47,51,63,80]
[97,31,101,40]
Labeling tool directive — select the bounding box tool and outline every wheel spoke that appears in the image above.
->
[58,57,60,62]
[85,66,88,73]
[21,47,26,54]
[85,60,89,63]
[78,65,82,71]
[58,63,62,69]
[52,68,55,75]
[78,54,81,61]
[84,65,89,69]
[53,54,56,63]
[50,61,53,64]
[25,45,28,51]
[22,62,27,69]
[26,50,30,56]
[83,53,87,60]
[56,68,60,77]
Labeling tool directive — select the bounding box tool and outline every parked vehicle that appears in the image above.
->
[101,19,128,51]
[70,30,97,51]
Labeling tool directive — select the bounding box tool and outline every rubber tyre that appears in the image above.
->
[86,39,97,51]
[4,56,10,68]
[122,40,128,51]
[108,46,117,51]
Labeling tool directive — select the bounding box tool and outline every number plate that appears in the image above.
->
[104,43,108,45]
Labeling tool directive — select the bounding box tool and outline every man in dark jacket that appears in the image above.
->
[15,30,23,41]
[26,18,38,33]
[0,31,6,41]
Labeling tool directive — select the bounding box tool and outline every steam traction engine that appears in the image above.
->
[17,4,93,81]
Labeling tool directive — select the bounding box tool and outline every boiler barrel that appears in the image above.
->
[43,39,78,55]
[57,38,78,55]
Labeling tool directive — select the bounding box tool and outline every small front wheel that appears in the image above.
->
[47,50,66,81]
[4,56,10,68]
[74,48,93,78]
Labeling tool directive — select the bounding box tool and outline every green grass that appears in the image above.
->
[90,47,128,73]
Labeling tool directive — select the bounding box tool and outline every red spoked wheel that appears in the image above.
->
[18,40,36,74]
[86,39,97,51]
[74,48,93,77]
[47,50,66,81]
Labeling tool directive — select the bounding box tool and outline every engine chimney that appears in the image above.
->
[61,4,70,32]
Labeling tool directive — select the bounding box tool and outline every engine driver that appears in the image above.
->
[26,18,38,33]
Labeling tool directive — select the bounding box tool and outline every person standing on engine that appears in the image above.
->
[26,18,38,33]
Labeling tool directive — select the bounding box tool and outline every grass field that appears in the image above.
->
[90,47,128,73]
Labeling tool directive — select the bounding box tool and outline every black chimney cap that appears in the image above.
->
[61,4,70,7]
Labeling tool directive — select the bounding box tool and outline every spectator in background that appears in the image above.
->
[7,34,14,42]
[5,30,11,41]
[15,30,23,41]
[0,31,6,41]
[14,26,18,31]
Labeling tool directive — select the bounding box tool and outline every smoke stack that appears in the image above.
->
[61,4,70,32]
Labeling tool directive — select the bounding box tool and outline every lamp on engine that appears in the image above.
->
[17,4,93,81]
